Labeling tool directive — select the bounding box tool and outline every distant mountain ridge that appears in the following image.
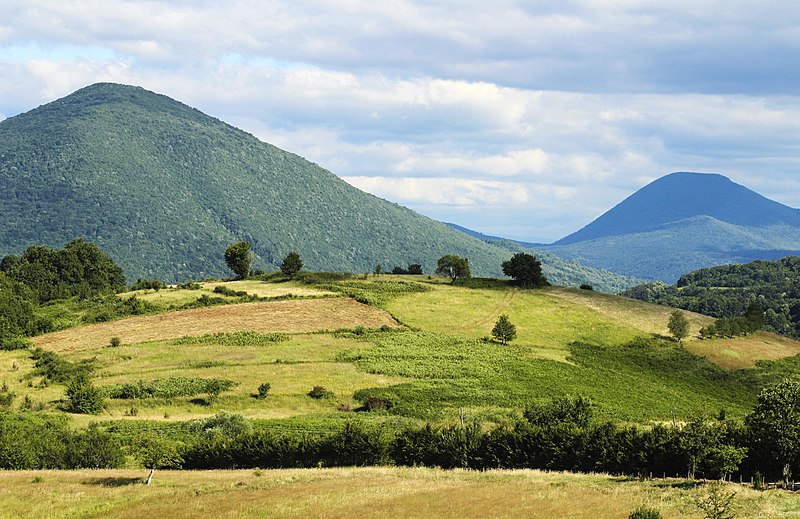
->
[0,83,634,290]
[544,172,800,281]
[555,172,800,245]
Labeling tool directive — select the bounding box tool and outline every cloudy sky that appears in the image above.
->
[2,1,799,242]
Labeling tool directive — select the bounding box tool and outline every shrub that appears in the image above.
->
[579,283,594,291]
[308,386,334,399]
[65,373,105,414]
[176,280,202,290]
[255,383,271,399]
[212,285,248,297]
[102,377,236,399]
[0,337,31,351]
[361,396,394,412]
[130,279,164,291]
[491,314,517,345]
[109,337,121,348]
[629,507,662,519]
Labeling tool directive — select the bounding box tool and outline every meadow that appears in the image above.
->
[0,467,798,519]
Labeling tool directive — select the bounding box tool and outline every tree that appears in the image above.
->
[501,253,548,288]
[407,264,423,275]
[492,314,517,345]
[131,433,183,485]
[280,251,303,279]
[745,380,800,487]
[224,241,252,279]
[64,373,104,415]
[436,255,471,283]
[668,310,690,344]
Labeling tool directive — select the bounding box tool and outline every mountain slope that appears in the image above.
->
[555,172,800,245]
[540,172,800,281]
[0,83,545,282]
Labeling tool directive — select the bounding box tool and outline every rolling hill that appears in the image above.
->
[0,83,634,290]
[533,172,800,282]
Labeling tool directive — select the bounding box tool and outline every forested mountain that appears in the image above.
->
[0,83,620,286]
[622,256,800,338]
[538,172,800,281]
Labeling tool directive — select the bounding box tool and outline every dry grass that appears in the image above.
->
[546,286,714,341]
[0,468,797,519]
[33,298,400,354]
[684,332,800,369]
[121,280,334,306]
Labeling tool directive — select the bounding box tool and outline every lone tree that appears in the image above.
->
[280,251,303,279]
[436,255,471,283]
[668,310,690,344]
[132,433,183,485]
[745,379,800,487]
[492,314,517,345]
[501,252,548,288]
[224,241,252,279]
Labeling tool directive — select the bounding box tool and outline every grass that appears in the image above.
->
[685,332,800,370]
[121,279,335,307]
[32,298,401,354]
[0,468,797,519]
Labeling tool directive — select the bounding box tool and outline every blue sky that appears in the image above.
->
[2,1,799,242]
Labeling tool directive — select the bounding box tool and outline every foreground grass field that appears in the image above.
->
[0,468,797,519]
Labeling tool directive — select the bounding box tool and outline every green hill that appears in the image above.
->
[0,83,634,290]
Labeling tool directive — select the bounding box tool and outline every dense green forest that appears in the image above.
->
[622,256,800,338]
[0,83,637,291]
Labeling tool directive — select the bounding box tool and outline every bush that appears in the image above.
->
[65,373,105,414]
[176,280,202,290]
[579,283,594,291]
[130,279,164,291]
[360,395,394,412]
[109,337,121,348]
[308,386,334,399]
[0,337,31,351]
[629,506,662,519]
[255,383,271,399]
[102,377,236,399]
[212,286,248,297]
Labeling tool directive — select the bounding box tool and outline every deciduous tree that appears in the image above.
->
[501,253,548,288]
[280,251,303,279]
[224,241,252,280]
[436,255,471,283]
[668,310,690,344]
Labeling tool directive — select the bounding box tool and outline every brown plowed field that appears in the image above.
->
[34,298,400,353]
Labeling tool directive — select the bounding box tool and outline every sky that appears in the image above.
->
[2,1,800,243]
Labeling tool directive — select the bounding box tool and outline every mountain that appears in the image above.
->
[539,172,800,282]
[0,83,629,289]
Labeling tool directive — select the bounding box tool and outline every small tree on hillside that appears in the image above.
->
[668,310,690,344]
[501,252,548,288]
[436,255,471,283]
[131,433,183,485]
[65,372,104,415]
[224,241,252,280]
[492,314,517,345]
[280,251,303,279]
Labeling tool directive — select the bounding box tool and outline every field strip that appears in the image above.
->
[33,298,400,354]
[463,288,518,329]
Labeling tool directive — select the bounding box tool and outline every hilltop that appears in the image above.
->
[511,172,800,281]
[0,83,574,284]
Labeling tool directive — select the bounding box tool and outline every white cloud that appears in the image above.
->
[0,1,799,241]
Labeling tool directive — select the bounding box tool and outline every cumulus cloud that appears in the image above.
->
[1,1,799,240]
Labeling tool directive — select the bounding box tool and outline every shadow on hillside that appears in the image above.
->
[84,477,143,487]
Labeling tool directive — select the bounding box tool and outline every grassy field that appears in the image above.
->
[4,277,799,425]
[0,467,797,519]
[121,280,335,307]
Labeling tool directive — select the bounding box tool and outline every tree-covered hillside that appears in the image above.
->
[621,256,800,338]
[0,83,555,283]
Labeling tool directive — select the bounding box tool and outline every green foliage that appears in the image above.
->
[744,380,800,482]
[318,279,431,307]
[171,331,289,347]
[501,252,548,288]
[280,251,303,279]
[524,395,593,428]
[255,383,271,399]
[0,239,125,302]
[131,433,184,470]
[109,337,121,348]
[212,285,248,297]
[436,255,471,282]
[30,348,94,384]
[694,481,737,519]
[623,256,800,339]
[668,310,690,343]
[64,373,105,414]
[102,378,236,399]
[224,241,252,280]
[491,314,517,344]
[629,506,663,519]
[176,280,202,290]
[308,386,334,399]
[130,279,165,291]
